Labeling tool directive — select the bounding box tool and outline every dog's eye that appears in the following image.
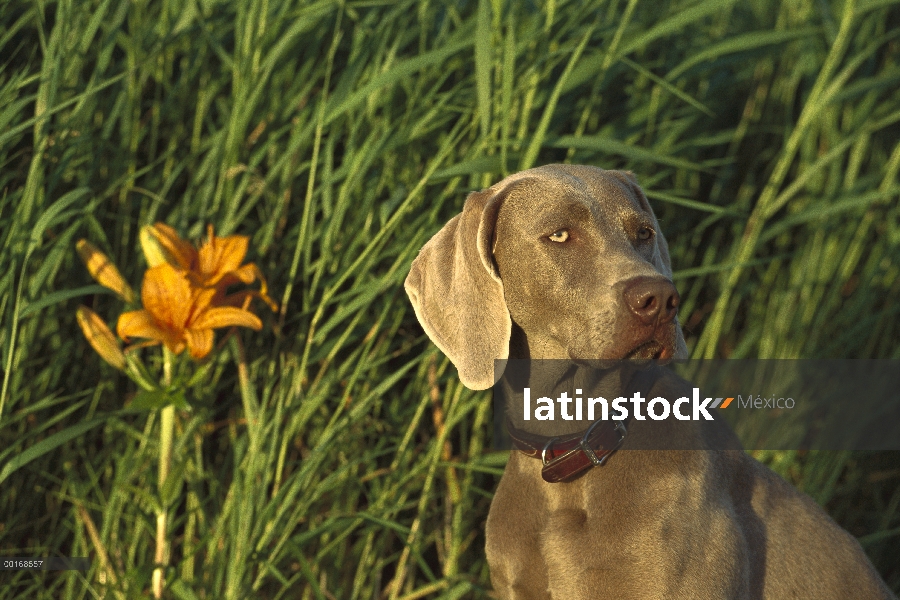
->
[548,230,569,243]
[637,226,654,241]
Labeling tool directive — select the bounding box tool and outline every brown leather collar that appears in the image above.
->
[507,417,628,483]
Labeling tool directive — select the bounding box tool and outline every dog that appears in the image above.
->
[404,164,895,599]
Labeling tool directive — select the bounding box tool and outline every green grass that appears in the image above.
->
[1,0,899,597]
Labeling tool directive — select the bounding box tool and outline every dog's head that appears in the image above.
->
[405,164,687,390]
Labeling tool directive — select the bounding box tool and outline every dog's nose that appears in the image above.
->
[622,276,680,326]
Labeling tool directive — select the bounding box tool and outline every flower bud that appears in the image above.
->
[76,306,126,370]
[76,240,135,303]
[140,223,196,269]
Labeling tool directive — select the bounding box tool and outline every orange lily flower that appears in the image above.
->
[117,262,262,359]
[140,223,276,311]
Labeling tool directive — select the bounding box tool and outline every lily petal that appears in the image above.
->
[215,264,277,312]
[117,309,169,342]
[142,263,195,330]
[118,309,187,355]
[187,285,218,325]
[76,240,135,303]
[185,328,214,359]
[198,226,249,285]
[192,306,262,331]
[223,263,258,285]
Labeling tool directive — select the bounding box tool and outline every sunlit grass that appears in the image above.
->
[1,0,898,597]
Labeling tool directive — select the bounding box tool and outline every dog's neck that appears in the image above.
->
[505,323,629,437]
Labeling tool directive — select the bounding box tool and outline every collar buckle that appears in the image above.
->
[540,418,628,469]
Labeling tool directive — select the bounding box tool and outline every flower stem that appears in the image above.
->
[152,348,175,598]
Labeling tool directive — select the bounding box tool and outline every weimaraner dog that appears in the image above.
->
[405,164,895,599]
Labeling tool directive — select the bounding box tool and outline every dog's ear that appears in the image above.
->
[612,170,689,359]
[405,184,515,390]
